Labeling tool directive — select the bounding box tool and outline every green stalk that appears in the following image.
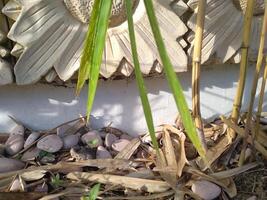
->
[143,0,206,158]
[125,0,159,153]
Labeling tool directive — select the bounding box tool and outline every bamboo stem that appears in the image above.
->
[239,3,267,166]
[192,0,207,151]
[255,57,267,139]
[229,0,255,140]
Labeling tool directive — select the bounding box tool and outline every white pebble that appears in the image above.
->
[81,131,103,148]
[37,135,63,153]
[96,146,112,159]
[111,139,130,152]
[5,134,24,155]
[191,180,221,200]
[105,133,118,148]
[63,134,80,149]
[24,132,40,148]
[0,158,25,173]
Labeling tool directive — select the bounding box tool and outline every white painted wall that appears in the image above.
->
[0,64,266,136]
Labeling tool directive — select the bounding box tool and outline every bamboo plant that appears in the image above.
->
[125,0,159,154]
[143,0,206,158]
[244,1,267,139]
[229,0,255,140]
[255,56,267,139]
[239,2,267,165]
[192,0,207,151]
[76,0,206,158]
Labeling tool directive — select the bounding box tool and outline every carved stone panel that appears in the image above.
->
[187,0,266,64]
[0,0,266,85]
[1,0,188,85]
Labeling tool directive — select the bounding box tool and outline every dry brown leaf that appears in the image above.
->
[39,192,69,200]
[40,187,87,200]
[161,127,178,186]
[222,178,237,198]
[0,192,44,200]
[63,119,86,136]
[163,125,188,177]
[251,125,267,148]
[21,170,46,181]
[196,136,229,170]
[103,190,174,200]
[211,162,258,179]
[115,138,141,159]
[67,172,170,193]
[221,116,267,159]
[0,160,134,180]
[126,169,155,179]
[0,176,14,191]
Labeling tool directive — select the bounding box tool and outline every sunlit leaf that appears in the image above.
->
[125,0,159,153]
[143,0,206,158]
[76,0,100,94]
[89,183,101,200]
[76,0,112,120]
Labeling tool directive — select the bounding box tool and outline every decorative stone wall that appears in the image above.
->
[0,0,265,85]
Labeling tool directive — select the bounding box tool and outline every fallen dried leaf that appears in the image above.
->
[196,136,229,170]
[21,170,47,181]
[0,192,44,200]
[67,172,170,193]
[115,138,141,159]
[161,127,178,186]
[211,162,258,179]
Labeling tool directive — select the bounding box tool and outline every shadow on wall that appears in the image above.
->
[0,64,266,136]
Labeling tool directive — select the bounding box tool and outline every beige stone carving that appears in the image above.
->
[0,0,13,85]
[1,0,188,85]
[187,0,265,64]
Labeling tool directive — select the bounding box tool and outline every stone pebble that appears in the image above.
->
[24,132,40,148]
[0,158,25,173]
[5,134,24,155]
[57,124,71,138]
[96,146,112,159]
[191,180,221,200]
[21,147,41,161]
[81,131,103,148]
[111,139,130,152]
[62,134,80,149]
[105,133,118,148]
[37,135,63,153]
[10,124,24,136]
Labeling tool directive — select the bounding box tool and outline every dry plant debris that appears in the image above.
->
[0,115,266,200]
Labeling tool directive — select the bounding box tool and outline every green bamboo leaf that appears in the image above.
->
[81,183,101,200]
[89,183,101,200]
[143,0,206,158]
[76,0,101,95]
[76,0,112,120]
[125,0,159,153]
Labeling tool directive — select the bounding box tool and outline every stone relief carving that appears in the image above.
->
[0,0,188,85]
[0,0,265,85]
[0,0,13,85]
[187,0,265,64]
